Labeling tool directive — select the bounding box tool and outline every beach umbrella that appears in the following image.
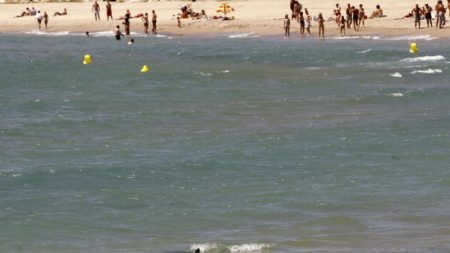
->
[217,3,234,16]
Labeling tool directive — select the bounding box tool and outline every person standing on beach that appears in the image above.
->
[43,11,48,29]
[334,3,341,27]
[352,6,360,31]
[124,10,131,35]
[305,8,311,36]
[359,4,365,27]
[152,10,157,34]
[412,4,423,29]
[346,4,352,29]
[425,4,433,27]
[142,13,149,35]
[299,11,305,37]
[284,14,290,37]
[92,0,100,21]
[106,0,113,21]
[177,16,181,28]
[318,13,325,38]
[436,1,446,28]
[36,11,43,29]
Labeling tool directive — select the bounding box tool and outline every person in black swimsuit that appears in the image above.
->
[115,25,124,40]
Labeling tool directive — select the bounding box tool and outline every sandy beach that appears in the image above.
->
[1,0,450,38]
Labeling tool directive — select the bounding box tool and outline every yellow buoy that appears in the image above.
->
[140,65,150,73]
[409,43,418,54]
[83,54,92,65]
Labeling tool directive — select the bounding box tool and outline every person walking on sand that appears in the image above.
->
[177,16,181,28]
[305,8,311,36]
[142,13,149,34]
[318,13,325,38]
[340,16,346,36]
[425,4,433,27]
[106,0,113,21]
[284,14,290,37]
[151,10,157,34]
[436,1,446,28]
[412,4,423,29]
[299,11,305,36]
[43,11,48,29]
[92,0,100,21]
[36,11,43,29]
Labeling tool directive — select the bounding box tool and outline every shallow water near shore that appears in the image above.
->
[1,34,450,253]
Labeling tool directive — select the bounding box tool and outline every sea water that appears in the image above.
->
[0,34,450,253]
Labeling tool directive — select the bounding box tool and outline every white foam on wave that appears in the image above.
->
[228,32,259,38]
[390,72,403,78]
[91,31,114,37]
[400,55,446,63]
[24,30,70,36]
[388,93,404,97]
[332,35,380,40]
[387,35,436,41]
[190,243,270,253]
[357,49,372,54]
[229,243,271,252]
[190,243,218,252]
[411,68,443,74]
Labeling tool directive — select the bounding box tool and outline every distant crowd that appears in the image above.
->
[284,1,450,38]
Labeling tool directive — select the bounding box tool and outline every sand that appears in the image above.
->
[1,0,450,38]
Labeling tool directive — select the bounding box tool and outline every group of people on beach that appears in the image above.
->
[285,2,383,38]
[406,1,448,29]
[15,6,67,30]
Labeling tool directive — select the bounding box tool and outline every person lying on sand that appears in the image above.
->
[14,7,32,18]
[54,8,67,16]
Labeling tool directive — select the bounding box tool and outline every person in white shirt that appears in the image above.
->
[36,11,43,29]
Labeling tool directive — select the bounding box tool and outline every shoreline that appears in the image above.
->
[2,1,450,38]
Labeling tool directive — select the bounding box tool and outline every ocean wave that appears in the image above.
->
[390,72,403,78]
[388,93,404,97]
[400,55,446,63]
[386,35,436,41]
[357,49,372,54]
[190,243,270,252]
[411,68,443,74]
[24,30,70,36]
[332,35,380,40]
[228,32,259,39]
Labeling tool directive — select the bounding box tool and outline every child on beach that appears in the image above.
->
[43,11,48,29]
[284,14,290,37]
[305,8,312,36]
[318,13,325,38]
[299,11,305,36]
[106,0,113,21]
[177,16,181,28]
[115,25,125,40]
[142,13,149,35]
[340,16,346,36]
[92,1,100,21]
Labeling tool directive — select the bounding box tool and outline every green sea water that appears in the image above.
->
[0,34,450,253]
